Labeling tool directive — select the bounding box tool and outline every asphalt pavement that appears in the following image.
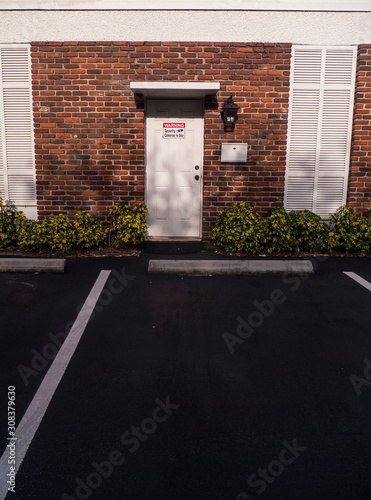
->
[1,250,371,500]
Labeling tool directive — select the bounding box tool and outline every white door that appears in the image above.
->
[146,99,203,239]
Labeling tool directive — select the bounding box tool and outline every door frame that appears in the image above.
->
[144,98,205,241]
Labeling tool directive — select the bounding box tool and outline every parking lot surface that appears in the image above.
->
[1,253,371,500]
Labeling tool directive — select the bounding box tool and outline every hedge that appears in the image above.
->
[2,196,371,255]
[0,197,148,252]
[212,203,371,255]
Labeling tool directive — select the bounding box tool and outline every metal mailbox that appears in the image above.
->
[221,143,247,163]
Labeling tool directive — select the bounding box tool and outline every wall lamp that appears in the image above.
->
[221,94,240,132]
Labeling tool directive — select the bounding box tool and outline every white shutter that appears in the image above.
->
[284,46,357,219]
[0,114,5,201]
[0,45,37,219]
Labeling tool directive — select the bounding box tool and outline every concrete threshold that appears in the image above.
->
[0,258,66,273]
[148,259,314,276]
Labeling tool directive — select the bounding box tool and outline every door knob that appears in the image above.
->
[195,175,200,181]
[195,165,200,170]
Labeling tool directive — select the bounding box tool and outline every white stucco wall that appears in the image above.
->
[0,10,370,44]
[0,1,369,11]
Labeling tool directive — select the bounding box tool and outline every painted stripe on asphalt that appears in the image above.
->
[343,271,371,292]
[0,270,111,500]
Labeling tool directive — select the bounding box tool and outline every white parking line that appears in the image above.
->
[343,271,371,292]
[0,270,111,500]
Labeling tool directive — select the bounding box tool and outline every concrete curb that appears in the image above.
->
[0,258,66,273]
[148,259,314,276]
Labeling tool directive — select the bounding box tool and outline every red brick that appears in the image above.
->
[27,42,366,231]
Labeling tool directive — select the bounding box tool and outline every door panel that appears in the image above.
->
[146,99,203,238]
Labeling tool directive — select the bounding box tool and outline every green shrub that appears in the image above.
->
[2,200,147,251]
[211,202,262,254]
[18,219,47,250]
[288,209,329,252]
[211,203,332,255]
[0,197,27,247]
[74,211,107,249]
[329,205,371,255]
[43,214,76,252]
[110,203,148,245]
[260,207,294,254]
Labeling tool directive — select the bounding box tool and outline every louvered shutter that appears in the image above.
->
[284,46,356,219]
[0,45,37,219]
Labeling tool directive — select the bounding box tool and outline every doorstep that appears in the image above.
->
[141,240,204,255]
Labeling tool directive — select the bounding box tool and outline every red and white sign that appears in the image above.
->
[163,122,186,139]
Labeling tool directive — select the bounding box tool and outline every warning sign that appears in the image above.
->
[163,122,186,139]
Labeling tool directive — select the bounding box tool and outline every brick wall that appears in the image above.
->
[31,41,291,238]
[348,44,371,215]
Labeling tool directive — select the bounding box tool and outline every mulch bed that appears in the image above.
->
[0,246,141,258]
[0,245,369,258]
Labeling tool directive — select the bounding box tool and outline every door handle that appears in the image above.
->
[195,175,200,181]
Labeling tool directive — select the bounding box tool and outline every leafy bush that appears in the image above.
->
[74,211,107,249]
[1,199,148,251]
[289,209,329,252]
[110,203,148,245]
[329,205,371,255]
[211,202,262,254]
[260,207,294,254]
[18,219,47,250]
[19,213,107,251]
[0,197,27,247]
[212,203,332,255]
[43,214,76,252]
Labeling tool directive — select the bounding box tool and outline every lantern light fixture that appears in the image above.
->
[221,94,240,132]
